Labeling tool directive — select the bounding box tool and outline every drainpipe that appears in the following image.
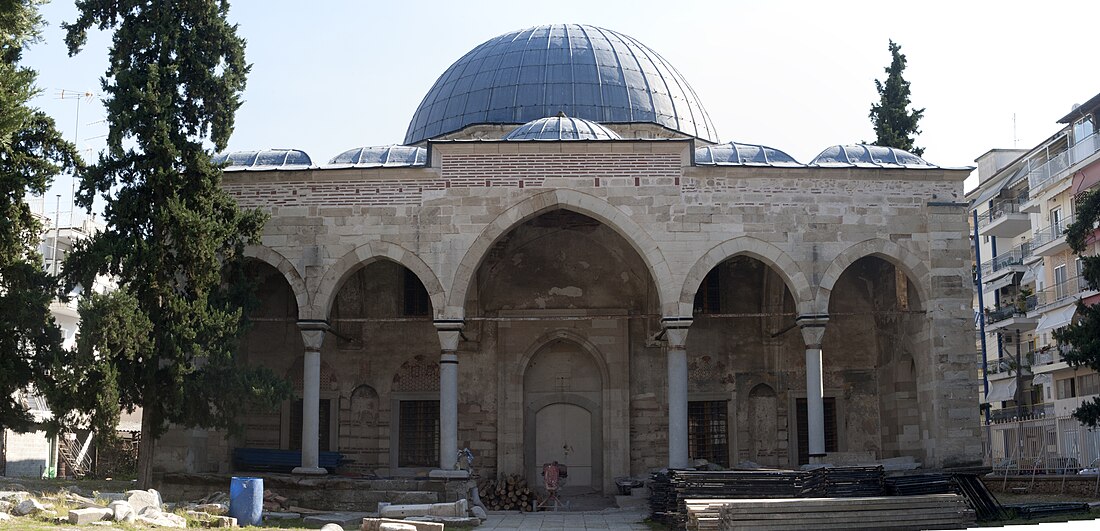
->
[973,210,990,423]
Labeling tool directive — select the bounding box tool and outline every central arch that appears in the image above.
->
[444,189,674,318]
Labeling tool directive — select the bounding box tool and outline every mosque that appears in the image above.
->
[156,24,980,494]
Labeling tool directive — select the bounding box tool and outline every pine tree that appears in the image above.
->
[869,40,925,156]
[61,0,290,486]
[1053,190,1100,426]
[0,0,82,432]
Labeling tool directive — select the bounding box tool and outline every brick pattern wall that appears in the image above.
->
[225,152,682,208]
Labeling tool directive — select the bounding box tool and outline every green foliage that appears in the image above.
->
[59,0,290,442]
[1053,189,1100,426]
[869,40,925,156]
[0,0,82,432]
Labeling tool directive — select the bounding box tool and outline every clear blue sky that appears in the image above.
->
[23,0,1100,221]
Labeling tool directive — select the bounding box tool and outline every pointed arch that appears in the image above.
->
[444,189,674,318]
[817,238,930,314]
[244,245,309,318]
[313,241,445,321]
[518,329,611,388]
[678,236,813,316]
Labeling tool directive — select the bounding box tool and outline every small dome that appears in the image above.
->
[213,149,312,170]
[504,115,621,141]
[405,24,717,145]
[328,145,427,167]
[810,144,935,168]
[696,142,802,167]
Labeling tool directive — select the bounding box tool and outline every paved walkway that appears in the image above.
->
[476,508,652,530]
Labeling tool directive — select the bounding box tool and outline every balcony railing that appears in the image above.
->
[1032,213,1075,248]
[1028,133,1100,192]
[986,299,1036,324]
[980,241,1032,279]
[977,197,1028,229]
[1029,275,1095,310]
[988,403,1053,423]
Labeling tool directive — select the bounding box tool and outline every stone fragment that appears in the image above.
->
[379,524,417,531]
[304,511,373,528]
[406,516,482,527]
[0,500,11,513]
[68,507,113,525]
[110,500,135,522]
[126,488,162,514]
[321,524,346,531]
[361,517,444,531]
[264,511,302,520]
[14,498,46,516]
[378,500,467,519]
[135,507,187,528]
[97,492,127,503]
[0,512,10,522]
[69,493,107,508]
[470,505,487,520]
[1,491,30,503]
[196,502,228,515]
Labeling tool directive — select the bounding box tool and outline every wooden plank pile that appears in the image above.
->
[715,494,976,530]
[822,466,884,497]
[883,473,953,496]
[475,474,537,512]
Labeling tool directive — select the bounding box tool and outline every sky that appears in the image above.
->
[22,0,1100,223]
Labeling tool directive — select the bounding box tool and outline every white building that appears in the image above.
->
[969,91,1100,471]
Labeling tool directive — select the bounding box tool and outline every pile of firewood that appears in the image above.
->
[477,474,538,511]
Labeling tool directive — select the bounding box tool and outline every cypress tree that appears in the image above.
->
[0,0,82,432]
[62,0,289,486]
[869,40,925,156]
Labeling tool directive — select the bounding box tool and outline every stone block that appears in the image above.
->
[126,489,162,513]
[304,512,373,529]
[69,507,113,525]
[13,498,45,516]
[109,500,135,522]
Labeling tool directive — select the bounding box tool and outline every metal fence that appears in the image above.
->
[985,415,1100,476]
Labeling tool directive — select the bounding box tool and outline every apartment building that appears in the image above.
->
[969,92,1100,460]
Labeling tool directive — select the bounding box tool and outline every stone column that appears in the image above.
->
[663,317,692,469]
[293,320,329,475]
[797,315,828,461]
[435,320,464,470]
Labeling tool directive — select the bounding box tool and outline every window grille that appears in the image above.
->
[399,400,439,467]
[796,397,838,464]
[688,400,728,467]
[290,399,331,452]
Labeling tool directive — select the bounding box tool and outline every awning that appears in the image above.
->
[986,273,1017,292]
[985,378,1018,403]
[1020,267,1036,285]
[1032,373,1053,386]
[1035,305,1078,336]
[1073,162,1100,195]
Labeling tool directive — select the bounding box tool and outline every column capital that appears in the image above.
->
[661,316,692,349]
[297,320,330,352]
[796,314,828,349]
[434,319,464,352]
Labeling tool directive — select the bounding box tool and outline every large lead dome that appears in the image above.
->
[404,24,717,145]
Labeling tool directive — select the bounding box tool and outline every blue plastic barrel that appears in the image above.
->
[229,476,263,526]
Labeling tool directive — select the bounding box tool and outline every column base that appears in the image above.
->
[291,466,328,475]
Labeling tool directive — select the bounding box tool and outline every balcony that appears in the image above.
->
[1027,133,1100,196]
[977,197,1032,238]
[985,300,1039,332]
[988,403,1053,423]
[1029,275,1097,313]
[1027,150,1071,195]
[979,242,1031,284]
[1032,214,1075,257]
